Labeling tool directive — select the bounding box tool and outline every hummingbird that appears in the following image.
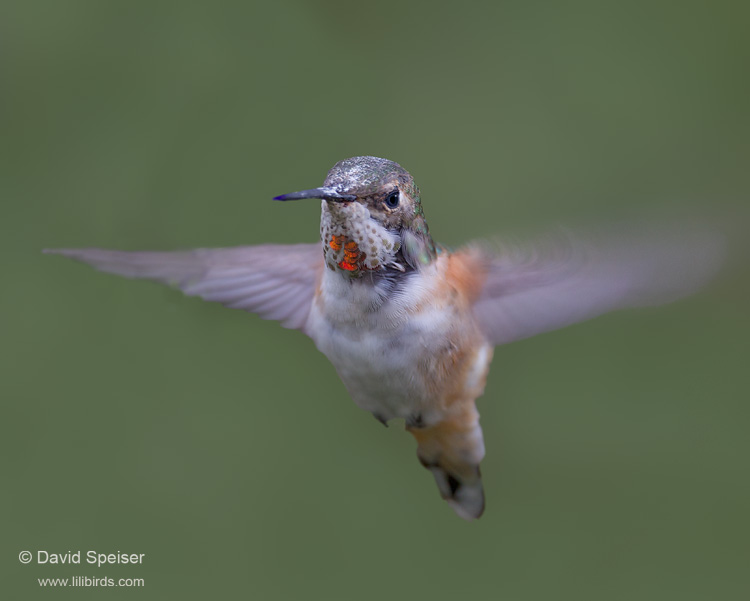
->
[46,156,724,520]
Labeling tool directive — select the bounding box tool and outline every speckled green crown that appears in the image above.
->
[324,157,407,194]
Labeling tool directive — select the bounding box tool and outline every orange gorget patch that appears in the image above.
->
[328,234,377,272]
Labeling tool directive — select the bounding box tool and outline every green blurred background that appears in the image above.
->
[2,1,748,599]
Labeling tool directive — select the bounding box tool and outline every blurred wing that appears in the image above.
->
[45,244,323,331]
[472,221,725,346]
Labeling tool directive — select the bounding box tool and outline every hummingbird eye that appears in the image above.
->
[384,190,400,209]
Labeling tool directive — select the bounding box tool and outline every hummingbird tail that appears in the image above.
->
[409,408,486,520]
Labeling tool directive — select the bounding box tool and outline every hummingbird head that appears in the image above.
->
[274,156,437,277]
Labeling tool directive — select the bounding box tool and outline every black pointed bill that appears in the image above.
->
[273,187,356,202]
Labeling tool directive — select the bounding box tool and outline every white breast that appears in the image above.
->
[305,265,456,421]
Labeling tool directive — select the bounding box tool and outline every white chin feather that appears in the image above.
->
[320,200,401,272]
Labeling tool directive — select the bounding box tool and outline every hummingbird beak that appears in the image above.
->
[273,187,356,202]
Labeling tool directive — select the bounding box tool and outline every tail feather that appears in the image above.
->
[409,405,486,520]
